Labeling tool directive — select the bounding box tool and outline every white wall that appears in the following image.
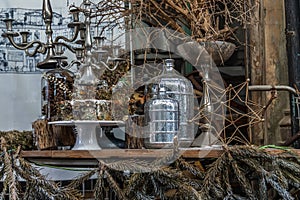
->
[0,73,41,131]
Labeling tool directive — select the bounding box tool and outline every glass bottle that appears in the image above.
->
[147,59,195,147]
[41,61,74,121]
[144,86,179,148]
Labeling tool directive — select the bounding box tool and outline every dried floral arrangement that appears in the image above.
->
[1,141,300,199]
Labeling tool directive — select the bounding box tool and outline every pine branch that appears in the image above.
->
[125,173,149,198]
[23,181,34,200]
[272,161,289,191]
[281,169,300,188]
[276,158,300,176]
[258,176,268,199]
[15,158,82,200]
[201,152,228,198]
[238,155,295,200]
[264,171,294,200]
[104,159,155,172]
[228,151,256,199]
[228,145,275,161]
[175,158,205,179]
[133,191,154,200]
[67,169,97,189]
[2,146,19,200]
[104,170,128,200]
[152,167,201,199]
[94,164,105,200]
[223,166,233,196]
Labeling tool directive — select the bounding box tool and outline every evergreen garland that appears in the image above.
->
[1,141,300,199]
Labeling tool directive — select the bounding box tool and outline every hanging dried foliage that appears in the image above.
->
[88,0,258,44]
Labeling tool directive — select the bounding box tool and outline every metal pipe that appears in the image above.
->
[248,85,297,94]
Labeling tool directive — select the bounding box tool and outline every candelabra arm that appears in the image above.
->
[97,60,120,71]
[61,60,82,70]
[24,46,45,57]
[54,25,81,44]
[5,35,46,56]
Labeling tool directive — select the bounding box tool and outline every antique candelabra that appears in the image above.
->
[1,0,123,70]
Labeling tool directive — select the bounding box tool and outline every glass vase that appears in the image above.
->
[146,59,195,147]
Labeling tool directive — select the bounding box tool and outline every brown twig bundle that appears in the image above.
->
[129,0,259,42]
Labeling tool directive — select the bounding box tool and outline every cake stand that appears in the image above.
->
[49,120,125,150]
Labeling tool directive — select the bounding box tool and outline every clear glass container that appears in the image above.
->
[144,87,179,148]
[96,79,112,120]
[41,67,74,121]
[72,65,112,120]
[146,59,195,147]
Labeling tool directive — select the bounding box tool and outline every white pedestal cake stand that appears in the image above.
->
[49,120,124,150]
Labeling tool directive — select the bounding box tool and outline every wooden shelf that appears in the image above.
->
[20,148,300,167]
[20,148,222,166]
[21,149,223,159]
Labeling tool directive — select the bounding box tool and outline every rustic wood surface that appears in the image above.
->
[21,148,300,159]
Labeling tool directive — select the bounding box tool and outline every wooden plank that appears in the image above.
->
[181,149,223,158]
[19,148,300,169]
[21,148,300,159]
[22,148,300,159]
[21,150,53,157]
[20,148,300,167]
[249,0,266,145]
[22,149,179,159]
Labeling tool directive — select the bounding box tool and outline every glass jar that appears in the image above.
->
[72,64,112,121]
[41,67,74,121]
[146,59,195,147]
[144,87,179,148]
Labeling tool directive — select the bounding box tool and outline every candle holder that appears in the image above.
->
[1,0,124,70]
